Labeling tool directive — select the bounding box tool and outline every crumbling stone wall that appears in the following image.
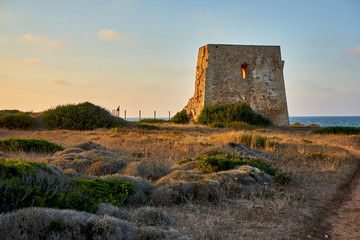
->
[185,44,290,126]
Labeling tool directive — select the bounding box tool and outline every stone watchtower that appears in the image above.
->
[185,44,290,126]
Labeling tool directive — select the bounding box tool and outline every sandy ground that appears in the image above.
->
[327,150,360,240]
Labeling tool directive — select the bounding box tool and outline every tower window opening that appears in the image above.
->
[241,64,248,78]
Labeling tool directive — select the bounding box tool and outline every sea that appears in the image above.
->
[289,116,360,127]
[125,116,360,127]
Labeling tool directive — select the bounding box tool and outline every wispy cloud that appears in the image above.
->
[22,34,62,48]
[45,80,69,85]
[97,28,137,42]
[1,59,41,67]
[346,46,360,58]
[149,65,161,71]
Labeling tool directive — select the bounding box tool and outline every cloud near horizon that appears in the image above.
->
[97,28,137,42]
[22,34,62,48]
[45,79,69,85]
[1,59,41,67]
[346,46,360,58]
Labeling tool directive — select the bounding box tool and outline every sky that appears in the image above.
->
[0,0,359,117]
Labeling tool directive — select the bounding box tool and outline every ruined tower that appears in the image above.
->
[185,44,290,126]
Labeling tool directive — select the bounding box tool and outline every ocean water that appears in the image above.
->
[289,116,360,127]
[123,116,360,127]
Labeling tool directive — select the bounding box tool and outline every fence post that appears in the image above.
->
[118,106,120,118]
[169,111,171,120]
[154,111,156,119]
[124,110,126,120]
[139,110,141,121]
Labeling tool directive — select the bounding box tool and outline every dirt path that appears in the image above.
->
[326,150,360,239]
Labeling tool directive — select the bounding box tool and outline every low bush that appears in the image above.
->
[0,158,134,213]
[0,109,21,115]
[0,138,63,153]
[227,121,255,130]
[178,154,290,184]
[139,119,166,124]
[136,123,160,130]
[312,126,360,135]
[197,103,272,126]
[210,121,255,130]
[0,207,136,240]
[42,102,128,130]
[169,109,189,124]
[0,113,37,130]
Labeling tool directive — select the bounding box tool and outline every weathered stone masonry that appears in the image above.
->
[185,44,290,126]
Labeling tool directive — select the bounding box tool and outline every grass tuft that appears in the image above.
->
[136,123,160,130]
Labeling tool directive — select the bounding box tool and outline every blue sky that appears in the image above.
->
[0,0,359,117]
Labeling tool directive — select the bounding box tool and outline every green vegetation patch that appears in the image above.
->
[178,154,290,184]
[197,103,272,126]
[0,109,21,116]
[209,121,255,130]
[0,138,63,153]
[169,109,190,124]
[139,118,166,124]
[312,126,360,135]
[307,152,328,160]
[0,158,134,213]
[0,112,37,130]
[42,102,128,130]
[136,123,160,130]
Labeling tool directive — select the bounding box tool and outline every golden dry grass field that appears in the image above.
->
[0,123,359,239]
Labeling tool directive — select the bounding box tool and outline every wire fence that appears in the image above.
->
[110,106,171,121]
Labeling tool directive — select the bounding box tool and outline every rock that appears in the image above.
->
[0,152,8,158]
[74,142,104,151]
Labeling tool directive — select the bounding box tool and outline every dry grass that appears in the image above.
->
[0,124,359,239]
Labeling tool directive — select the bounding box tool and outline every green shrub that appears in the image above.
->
[0,113,37,130]
[139,119,166,124]
[169,109,189,124]
[132,152,144,158]
[0,158,134,213]
[42,102,128,130]
[0,109,21,116]
[312,126,360,135]
[0,138,63,153]
[177,158,195,165]
[179,154,290,184]
[54,178,133,212]
[136,123,160,130]
[197,103,272,126]
[209,122,226,128]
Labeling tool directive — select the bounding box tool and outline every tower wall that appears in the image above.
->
[185,44,290,126]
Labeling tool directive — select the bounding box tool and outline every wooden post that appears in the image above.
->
[169,111,170,120]
[124,110,126,120]
[118,106,120,118]
[139,110,141,121]
[154,111,156,119]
